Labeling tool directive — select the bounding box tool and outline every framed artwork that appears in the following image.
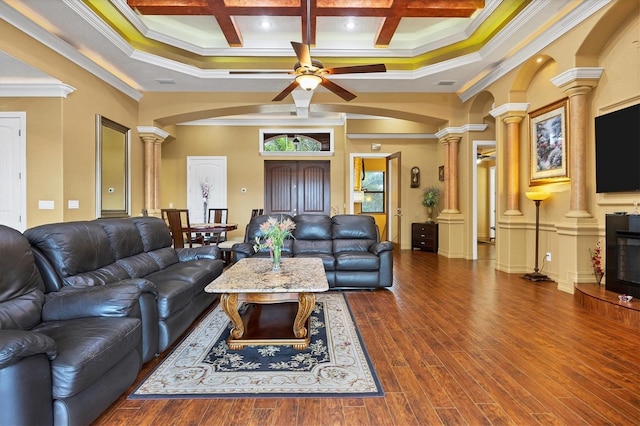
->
[529,99,570,185]
[438,165,445,181]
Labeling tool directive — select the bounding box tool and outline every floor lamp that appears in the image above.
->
[522,191,551,282]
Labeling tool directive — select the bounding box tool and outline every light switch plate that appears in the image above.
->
[68,200,79,209]
[38,200,54,210]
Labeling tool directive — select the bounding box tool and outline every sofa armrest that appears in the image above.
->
[232,242,255,260]
[369,241,394,255]
[176,245,221,261]
[0,330,57,369]
[42,281,143,321]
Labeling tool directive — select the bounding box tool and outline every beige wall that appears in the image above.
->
[162,124,346,240]
[0,21,142,227]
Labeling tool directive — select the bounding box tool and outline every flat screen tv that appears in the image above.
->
[595,103,640,193]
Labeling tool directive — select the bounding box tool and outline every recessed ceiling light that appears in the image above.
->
[260,20,272,29]
[345,20,356,30]
[155,78,175,84]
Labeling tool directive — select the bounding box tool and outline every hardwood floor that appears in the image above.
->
[94,249,640,425]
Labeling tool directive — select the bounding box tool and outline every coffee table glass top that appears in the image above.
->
[205,257,329,293]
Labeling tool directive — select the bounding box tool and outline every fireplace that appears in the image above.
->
[617,231,640,298]
[606,214,640,298]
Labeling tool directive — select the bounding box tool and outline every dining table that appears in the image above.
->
[188,223,238,234]
[187,222,239,263]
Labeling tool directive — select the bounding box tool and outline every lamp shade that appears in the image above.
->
[525,191,551,201]
[296,74,322,91]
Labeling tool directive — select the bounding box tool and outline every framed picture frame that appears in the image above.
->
[438,165,445,181]
[529,98,570,185]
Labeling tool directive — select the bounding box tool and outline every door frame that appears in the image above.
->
[386,151,402,248]
[472,140,496,260]
[0,112,27,231]
[348,152,399,242]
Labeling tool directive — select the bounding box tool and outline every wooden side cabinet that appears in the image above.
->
[412,222,438,253]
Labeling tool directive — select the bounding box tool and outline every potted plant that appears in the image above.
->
[422,187,441,222]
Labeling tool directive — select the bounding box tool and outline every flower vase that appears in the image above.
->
[595,271,604,286]
[203,200,208,223]
[426,206,433,222]
[272,245,282,271]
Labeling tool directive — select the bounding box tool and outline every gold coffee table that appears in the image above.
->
[205,257,329,350]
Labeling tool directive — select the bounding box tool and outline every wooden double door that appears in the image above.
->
[264,160,330,216]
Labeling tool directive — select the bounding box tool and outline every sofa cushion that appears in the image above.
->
[132,217,173,252]
[144,259,223,318]
[332,214,378,240]
[0,226,45,330]
[25,222,115,280]
[334,252,380,270]
[62,264,130,288]
[294,214,332,240]
[332,215,377,253]
[147,248,180,269]
[97,219,145,259]
[143,279,193,320]
[34,316,141,399]
[116,253,162,278]
[293,252,336,270]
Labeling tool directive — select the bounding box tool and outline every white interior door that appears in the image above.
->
[0,112,26,231]
[187,156,227,223]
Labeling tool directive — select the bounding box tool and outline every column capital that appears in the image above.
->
[439,134,462,145]
[138,126,170,144]
[551,67,603,93]
[490,103,529,119]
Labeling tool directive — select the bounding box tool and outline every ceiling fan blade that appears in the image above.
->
[319,78,357,102]
[291,41,312,68]
[325,64,387,75]
[272,80,299,101]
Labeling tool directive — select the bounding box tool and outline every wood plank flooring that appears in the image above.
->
[94,248,640,425]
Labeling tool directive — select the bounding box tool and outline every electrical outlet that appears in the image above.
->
[546,252,552,262]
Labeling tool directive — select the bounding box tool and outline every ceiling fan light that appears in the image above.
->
[296,74,322,91]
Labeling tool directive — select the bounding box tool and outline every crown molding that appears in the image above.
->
[0,81,76,97]
[347,133,436,140]
[459,0,611,102]
[0,0,142,100]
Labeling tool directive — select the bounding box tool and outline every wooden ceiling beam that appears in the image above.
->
[126,0,484,47]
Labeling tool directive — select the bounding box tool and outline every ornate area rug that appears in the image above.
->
[129,292,383,398]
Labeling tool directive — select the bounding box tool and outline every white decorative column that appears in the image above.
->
[138,126,170,217]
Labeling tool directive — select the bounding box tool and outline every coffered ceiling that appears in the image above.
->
[0,0,608,107]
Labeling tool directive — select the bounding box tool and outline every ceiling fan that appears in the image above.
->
[229,1,387,102]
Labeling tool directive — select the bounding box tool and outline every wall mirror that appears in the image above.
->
[96,115,130,218]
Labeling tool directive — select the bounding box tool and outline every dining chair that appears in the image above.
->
[207,208,229,244]
[161,208,205,248]
[250,208,264,219]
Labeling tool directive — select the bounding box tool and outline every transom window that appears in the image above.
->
[259,129,334,156]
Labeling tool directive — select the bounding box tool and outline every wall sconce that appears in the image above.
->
[292,137,300,151]
[371,143,381,151]
[411,167,420,188]
[522,191,551,282]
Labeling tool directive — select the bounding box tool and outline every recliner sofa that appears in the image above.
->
[0,225,143,426]
[24,216,225,363]
[233,214,394,289]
